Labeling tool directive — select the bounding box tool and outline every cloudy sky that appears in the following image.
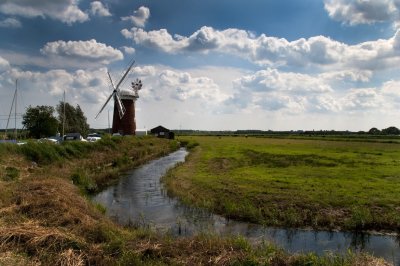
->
[1,0,400,131]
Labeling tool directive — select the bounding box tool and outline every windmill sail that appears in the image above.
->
[95,92,114,119]
[114,92,126,119]
[95,60,135,120]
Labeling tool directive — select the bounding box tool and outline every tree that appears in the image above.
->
[56,102,90,137]
[22,105,58,139]
[382,126,400,135]
[368,127,381,135]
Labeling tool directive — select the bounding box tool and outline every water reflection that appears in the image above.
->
[93,148,399,264]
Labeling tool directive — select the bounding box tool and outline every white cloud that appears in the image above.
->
[380,79,400,106]
[324,0,397,25]
[121,6,150,28]
[226,68,336,114]
[224,67,399,115]
[40,39,123,65]
[159,70,226,102]
[235,68,333,94]
[0,0,88,25]
[319,69,373,82]
[0,56,10,72]
[123,26,400,74]
[0,17,21,28]
[129,65,227,104]
[341,88,383,110]
[90,1,111,17]
[121,46,135,54]
[309,95,342,113]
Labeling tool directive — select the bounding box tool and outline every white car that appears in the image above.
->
[86,136,101,142]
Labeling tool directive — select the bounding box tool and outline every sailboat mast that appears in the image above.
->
[5,84,16,140]
[14,79,17,140]
[62,90,65,137]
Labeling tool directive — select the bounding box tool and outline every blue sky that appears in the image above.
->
[1,0,400,131]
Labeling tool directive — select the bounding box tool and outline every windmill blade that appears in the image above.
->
[95,91,114,119]
[107,71,116,90]
[114,93,126,119]
[115,60,135,91]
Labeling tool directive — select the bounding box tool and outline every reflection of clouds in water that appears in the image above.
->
[93,148,399,262]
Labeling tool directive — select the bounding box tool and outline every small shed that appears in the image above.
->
[150,126,174,139]
[135,129,148,136]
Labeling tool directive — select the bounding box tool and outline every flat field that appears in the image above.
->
[165,136,400,231]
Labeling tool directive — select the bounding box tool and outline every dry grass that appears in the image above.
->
[0,221,85,255]
[128,236,247,265]
[0,251,38,266]
[57,249,85,266]
[14,178,102,230]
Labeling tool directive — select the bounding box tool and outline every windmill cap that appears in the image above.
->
[119,88,138,99]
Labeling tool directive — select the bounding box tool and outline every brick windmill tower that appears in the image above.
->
[95,60,142,135]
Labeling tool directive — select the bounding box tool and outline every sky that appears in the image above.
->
[1,0,400,131]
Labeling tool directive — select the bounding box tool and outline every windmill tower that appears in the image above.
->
[95,60,142,135]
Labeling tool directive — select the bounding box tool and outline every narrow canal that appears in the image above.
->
[93,148,400,264]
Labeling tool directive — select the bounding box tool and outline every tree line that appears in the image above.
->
[22,102,89,139]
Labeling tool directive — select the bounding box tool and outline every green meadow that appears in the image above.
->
[165,136,400,231]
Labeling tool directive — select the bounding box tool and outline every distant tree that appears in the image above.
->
[56,102,90,137]
[382,126,400,135]
[368,127,381,135]
[22,105,58,139]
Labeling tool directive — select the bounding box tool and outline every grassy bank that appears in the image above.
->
[165,136,400,232]
[0,136,392,265]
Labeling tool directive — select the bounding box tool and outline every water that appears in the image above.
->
[93,148,400,264]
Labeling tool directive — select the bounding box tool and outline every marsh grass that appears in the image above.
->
[165,136,400,232]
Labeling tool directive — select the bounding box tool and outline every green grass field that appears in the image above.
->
[165,136,400,231]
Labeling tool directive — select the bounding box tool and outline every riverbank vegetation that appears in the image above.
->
[165,136,400,232]
[0,136,392,265]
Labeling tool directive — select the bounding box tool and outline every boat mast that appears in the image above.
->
[5,80,17,140]
[14,79,17,140]
[62,90,65,137]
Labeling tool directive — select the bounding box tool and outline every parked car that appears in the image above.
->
[86,136,101,142]
[63,133,87,141]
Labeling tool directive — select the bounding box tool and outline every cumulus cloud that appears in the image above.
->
[121,46,135,54]
[324,0,397,25]
[226,68,336,113]
[0,0,88,25]
[121,6,150,28]
[0,17,21,28]
[224,67,399,115]
[0,56,10,72]
[124,25,400,73]
[90,1,111,17]
[123,65,228,108]
[341,88,383,110]
[380,80,400,107]
[234,68,333,94]
[40,39,123,65]
[319,69,373,82]
[158,70,226,102]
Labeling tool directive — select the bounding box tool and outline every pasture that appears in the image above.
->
[166,136,400,231]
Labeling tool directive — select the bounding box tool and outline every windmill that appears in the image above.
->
[95,59,142,135]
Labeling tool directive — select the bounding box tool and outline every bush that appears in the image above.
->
[179,139,199,150]
[19,141,62,164]
[3,167,19,181]
[71,169,97,194]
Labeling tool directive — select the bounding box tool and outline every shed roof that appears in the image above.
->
[150,125,170,133]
